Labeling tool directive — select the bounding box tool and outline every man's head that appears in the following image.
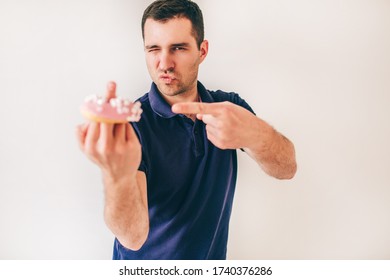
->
[142,0,208,101]
[142,0,204,49]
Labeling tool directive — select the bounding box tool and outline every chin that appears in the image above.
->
[157,84,185,97]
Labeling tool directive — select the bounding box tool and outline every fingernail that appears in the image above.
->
[171,104,178,112]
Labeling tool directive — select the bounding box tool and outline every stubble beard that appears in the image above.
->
[157,73,197,98]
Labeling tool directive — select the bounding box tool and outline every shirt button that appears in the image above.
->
[194,130,198,135]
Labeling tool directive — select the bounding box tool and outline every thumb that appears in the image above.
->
[106,81,117,100]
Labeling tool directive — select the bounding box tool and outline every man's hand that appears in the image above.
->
[172,101,261,150]
[76,81,148,250]
[172,101,297,179]
[76,81,141,182]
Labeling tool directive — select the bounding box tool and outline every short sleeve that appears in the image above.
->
[131,122,148,175]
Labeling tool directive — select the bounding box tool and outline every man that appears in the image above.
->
[77,0,296,260]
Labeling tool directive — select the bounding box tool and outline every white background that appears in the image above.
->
[0,0,389,259]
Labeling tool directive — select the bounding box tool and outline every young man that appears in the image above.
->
[77,0,296,259]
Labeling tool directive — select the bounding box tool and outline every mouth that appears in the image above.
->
[159,75,176,84]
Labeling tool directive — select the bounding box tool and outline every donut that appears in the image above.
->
[80,95,142,123]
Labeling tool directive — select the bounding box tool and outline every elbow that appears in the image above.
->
[119,225,149,251]
[278,141,297,180]
[106,213,150,251]
[266,160,297,180]
[278,162,297,180]
[121,238,146,251]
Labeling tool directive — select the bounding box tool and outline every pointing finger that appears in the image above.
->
[172,102,221,116]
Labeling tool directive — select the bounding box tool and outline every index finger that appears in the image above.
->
[171,102,220,115]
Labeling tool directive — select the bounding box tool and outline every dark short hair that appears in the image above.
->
[141,0,204,49]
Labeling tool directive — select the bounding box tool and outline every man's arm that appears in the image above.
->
[76,82,149,250]
[242,117,297,179]
[103,170,149,250]
[172,101,297,180]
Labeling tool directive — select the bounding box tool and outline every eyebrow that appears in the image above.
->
[145,44,159,50]
[171,43,190,48]
[145,42,190,49]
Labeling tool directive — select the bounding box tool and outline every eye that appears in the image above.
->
[146,47,160,53]
[173,47,185,51]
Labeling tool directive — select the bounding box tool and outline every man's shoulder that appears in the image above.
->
[207,88,249,106]
[207,88,255,115]
[208,89,241,103]
[134,91,154,115]
[136,91,150,104]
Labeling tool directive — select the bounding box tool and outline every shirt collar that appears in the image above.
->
[148,81,214,119]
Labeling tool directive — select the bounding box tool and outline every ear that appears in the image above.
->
[199,40,209,63]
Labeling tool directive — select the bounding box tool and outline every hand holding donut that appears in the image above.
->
[76,82,142,181]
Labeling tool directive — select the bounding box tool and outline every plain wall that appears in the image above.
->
[1,0,389,259]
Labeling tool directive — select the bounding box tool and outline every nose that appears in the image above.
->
[158,50,174,73]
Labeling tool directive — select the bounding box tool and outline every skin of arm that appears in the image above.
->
[76,82,149,250]
[103,171,148,250]
[242,117,297,180]
[172,101,297,179]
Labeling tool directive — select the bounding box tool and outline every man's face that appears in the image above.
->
[143,17,208,100]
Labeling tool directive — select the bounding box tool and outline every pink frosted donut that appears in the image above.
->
[80,95,142,123]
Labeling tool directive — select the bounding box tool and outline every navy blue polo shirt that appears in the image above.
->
[113,81,255,260]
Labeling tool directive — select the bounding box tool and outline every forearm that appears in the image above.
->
[245,118,297,180]
[172,101,296,179]
[103,172,149,250]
